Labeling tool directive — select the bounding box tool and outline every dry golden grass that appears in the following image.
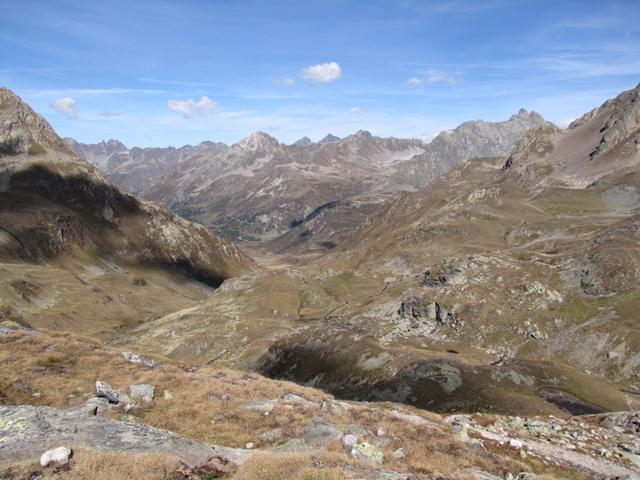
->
[0,450,181,480]
[0,327,588,479]
[234,453,346,480]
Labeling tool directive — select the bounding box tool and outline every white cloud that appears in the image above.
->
[52,97,77,119]
[301,62,342,84]
[168,96,216,118]
[350,107,363,114]
[406,71,461,86]
[406,76,425,86]
[426,71,461,85]
[278,77,295,86]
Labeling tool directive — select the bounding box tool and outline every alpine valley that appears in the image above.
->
[1,84,640,480]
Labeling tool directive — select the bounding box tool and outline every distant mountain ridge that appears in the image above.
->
[65,138,228,194]
[68,109,549,241]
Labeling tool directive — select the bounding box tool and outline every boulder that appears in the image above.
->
[398,296,436,322]
[39,446,72,467]
[95,380,132,411]
[342,434,358,448]
[84,396,112,415]
[302,422,344,447]
[122,351,160,368]
[129,384,155,404]
[393,447,406,460]
[0,326,16,336]
[398,296,463,329]
[420,263,466,287]
[351,442,384,464]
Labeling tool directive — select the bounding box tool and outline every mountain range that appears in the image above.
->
[66,108,547,241]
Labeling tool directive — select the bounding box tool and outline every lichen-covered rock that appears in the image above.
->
[351,442,384,464]
[0,404,251,468]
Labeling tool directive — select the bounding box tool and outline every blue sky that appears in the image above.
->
[2,0,639,147]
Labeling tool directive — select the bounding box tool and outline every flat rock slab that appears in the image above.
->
[0,405,251,468]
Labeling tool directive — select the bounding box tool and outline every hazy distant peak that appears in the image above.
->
[292,136,313,147]
[351,129,373,139]
[319,133,341,144]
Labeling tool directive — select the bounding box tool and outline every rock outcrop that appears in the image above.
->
[0,404,251,468]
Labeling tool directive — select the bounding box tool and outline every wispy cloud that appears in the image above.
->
[301,62,342,85]
[52,97,77,119]
[99,111,123,117]
[406,70,461,86]
[26,87,165,98]
[168,96,216,118]
[350,107,364,114]
[276,77,295,86]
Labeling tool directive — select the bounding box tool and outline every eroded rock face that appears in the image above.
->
[589,85,640,159]
[0,404,251,468]
[420,263,466,287]
[397,296,463,330]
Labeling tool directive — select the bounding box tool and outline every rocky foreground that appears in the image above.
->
[0,325,638,479]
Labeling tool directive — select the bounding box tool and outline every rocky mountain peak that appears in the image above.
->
[339,130,374,145]
[509,108,545,124]
[235,131,280,151]
[0,88,74,157]
[292,136,313,147]
[319,133,341,144]
[351,129,373,139]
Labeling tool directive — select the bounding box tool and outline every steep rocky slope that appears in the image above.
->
[0,87,253,336]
